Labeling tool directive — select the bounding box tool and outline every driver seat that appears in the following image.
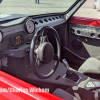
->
[78,57,100,75]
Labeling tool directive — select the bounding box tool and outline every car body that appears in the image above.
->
[0,0,100,100]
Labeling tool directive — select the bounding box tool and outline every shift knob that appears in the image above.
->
[62,59,79,82]
[62,59,69,72]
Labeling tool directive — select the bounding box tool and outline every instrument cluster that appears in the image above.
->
[0,18,36,51]
[0,15,65,52]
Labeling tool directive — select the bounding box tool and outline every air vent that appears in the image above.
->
[39,20,43,23]
[35,21,38,25]
[56,17,59,19]
[52,18,55,20]
[34,16,62,26]
[49,18,52,21]
[44,19,48,22]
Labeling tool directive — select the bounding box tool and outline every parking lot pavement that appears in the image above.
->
[0,0,99,19]
[74,0,100,19]
[0,0,75,15]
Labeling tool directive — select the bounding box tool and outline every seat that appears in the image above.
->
[78,57,100,74]
[53,88,77,100]
[66,86,100,100]
[53,86,100,100]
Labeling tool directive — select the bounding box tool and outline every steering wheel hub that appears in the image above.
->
[30,26,61,79]
[37,42,54,64]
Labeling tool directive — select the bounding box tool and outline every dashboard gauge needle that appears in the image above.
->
[28,26,31,30]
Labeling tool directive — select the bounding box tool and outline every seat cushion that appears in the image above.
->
[78,57,100,74]
[66,86,96,100]
[53,88,77,100]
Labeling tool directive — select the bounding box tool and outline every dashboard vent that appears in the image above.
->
[34,16,62,25]
[35,21,38,25]
[48,18,52,21]
[59,16,61,18]
[39,20,43,23]
[56,17,59,19]
[52,18,55,20]
[44,19,48,22]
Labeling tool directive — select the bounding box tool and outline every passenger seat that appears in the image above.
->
[53,88,77,100]
[78,57,100,74]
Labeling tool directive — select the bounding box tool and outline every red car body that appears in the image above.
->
[0,70,62,100]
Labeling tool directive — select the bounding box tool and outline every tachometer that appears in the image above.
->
[25,19,35,34]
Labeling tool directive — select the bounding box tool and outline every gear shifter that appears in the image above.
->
[62,59,79,82]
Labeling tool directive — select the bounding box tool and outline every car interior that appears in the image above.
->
[1,0,100,100]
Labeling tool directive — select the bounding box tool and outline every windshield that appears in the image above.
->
[0,0,77,15]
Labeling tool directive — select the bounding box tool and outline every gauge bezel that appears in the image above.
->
[0,30,3,43]
[25,19,35,34]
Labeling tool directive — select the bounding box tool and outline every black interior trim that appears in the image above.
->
[63,47,87,60]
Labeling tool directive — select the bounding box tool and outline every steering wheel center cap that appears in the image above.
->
[37,42,54,64]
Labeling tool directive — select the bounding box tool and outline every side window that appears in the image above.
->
[74,0,100,19]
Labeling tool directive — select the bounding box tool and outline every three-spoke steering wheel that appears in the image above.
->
[30,26,61,79]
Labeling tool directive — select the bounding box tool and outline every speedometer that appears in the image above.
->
[25,19,35,34]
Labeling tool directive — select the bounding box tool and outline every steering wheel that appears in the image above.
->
[30,26,61,79]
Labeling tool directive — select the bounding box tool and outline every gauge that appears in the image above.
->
[10,35,24,46]
[25,19,35,34]
[0,31,3,42]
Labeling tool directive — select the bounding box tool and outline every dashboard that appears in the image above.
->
[0,15,66,58]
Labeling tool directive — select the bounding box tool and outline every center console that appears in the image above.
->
[27,60,90,88]
[62,59,81,83]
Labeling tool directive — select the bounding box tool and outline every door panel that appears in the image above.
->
[64,16,100,69]
[68,16,100,59]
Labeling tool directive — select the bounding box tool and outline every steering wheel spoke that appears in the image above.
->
[37,60,44,68]
[40,36,47,43]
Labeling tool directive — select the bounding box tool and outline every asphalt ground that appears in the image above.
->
[0,0,76,15]
[74,0,100,19]
[0,0,99,19]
